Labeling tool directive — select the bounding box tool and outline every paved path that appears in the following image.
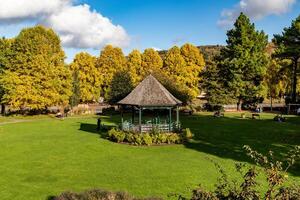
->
[0,119,34,125]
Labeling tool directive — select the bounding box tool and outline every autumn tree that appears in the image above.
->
[273,15,300,103]
[141,48,163,78]
[96,45,126,99]
[0,26,72,110]
[70,52,101,103]
[180,43,206,99]
[70,70,81,108]
[162,46,191,102]
[0,37,13,114]
[218,13,269,110]
[109,70,134,104]
[127,49,142,85]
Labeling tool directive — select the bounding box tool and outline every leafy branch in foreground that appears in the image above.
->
[180,145,300,200]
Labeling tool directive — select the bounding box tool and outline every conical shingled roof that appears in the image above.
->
[118,75,182,106]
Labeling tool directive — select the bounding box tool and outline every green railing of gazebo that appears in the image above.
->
[121,120,181,133]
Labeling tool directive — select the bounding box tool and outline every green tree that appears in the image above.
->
[109,70,134,104]
[180,43,206,98]
[218,13,269,110]
[202,59,234,106]
[0,26,72,110]
[96,45,126,99]
[127,49,142,85]
[141,48,163,78]
[70,52,101,103]
[273,15,300,103]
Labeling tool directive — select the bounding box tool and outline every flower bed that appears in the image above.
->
[107,128,193,146]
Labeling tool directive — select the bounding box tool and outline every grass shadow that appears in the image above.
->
[79,123,100,134]
[79,122,117,139]
[181,114,300,176]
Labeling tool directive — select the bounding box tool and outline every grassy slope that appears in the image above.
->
[0,113,299,200]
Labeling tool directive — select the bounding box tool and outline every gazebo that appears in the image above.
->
[118,74,182,133]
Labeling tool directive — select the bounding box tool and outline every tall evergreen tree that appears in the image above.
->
[218,13,269,110]
[96,45,126,99]
[70,52,101,103]
[180,43,206,98]
[0,26,72,110]
[273,15,300,103]
[141,48,163,78]
[127,49,142,85]
[202,59,234,106]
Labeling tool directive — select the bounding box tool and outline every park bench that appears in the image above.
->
[251,113,260,119]
[214,111,224,118]
[182,109,193,115]
[273,114,286,122]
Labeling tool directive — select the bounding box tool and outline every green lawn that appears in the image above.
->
[0,112,299,200]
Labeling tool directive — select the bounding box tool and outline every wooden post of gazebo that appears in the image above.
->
[139,107,142,133]
[176,106,179,127]
[118,74,182,133]
[169,108,172,131]
[131,106,135,124]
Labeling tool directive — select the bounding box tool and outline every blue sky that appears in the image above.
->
[0,0,299,62]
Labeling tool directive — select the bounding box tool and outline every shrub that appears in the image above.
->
[125,132,135,143]
[157,133,168,144]
[108,128,192,146]
[133,134,143,145]
[181,145,300,200]
[166,133,181,144]
[108,128,125,143]
[182,128,193,141]
[142,133,153,146]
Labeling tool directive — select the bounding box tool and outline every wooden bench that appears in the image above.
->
[182,109,193,116]
[214,111,224,118]
[252,113,260,119]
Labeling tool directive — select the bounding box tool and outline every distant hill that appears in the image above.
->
[158,45,224,61]
[158,43,274,62]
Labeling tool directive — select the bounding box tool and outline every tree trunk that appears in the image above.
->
[270,96,273,112]
[237,98,242,111]
[1,104,5,115]
[291,58,298,103]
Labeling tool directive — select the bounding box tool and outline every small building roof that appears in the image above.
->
[118,74,182,107]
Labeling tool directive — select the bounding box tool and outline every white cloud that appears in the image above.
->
[218,0,296,27]
[0,0,70,22]
[0,0,130,49]
[42,4,129,49]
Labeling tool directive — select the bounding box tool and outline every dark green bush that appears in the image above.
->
[53,189,162,200]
